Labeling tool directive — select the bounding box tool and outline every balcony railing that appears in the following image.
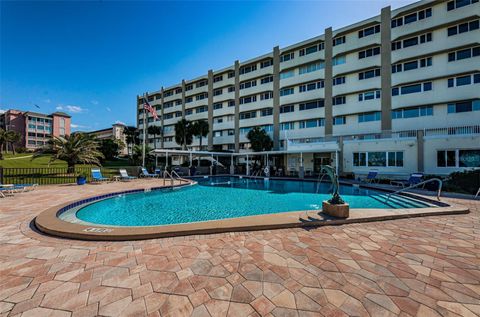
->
[424,125,480,137]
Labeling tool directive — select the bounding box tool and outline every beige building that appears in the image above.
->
[137,0,480,176]
[87,123,128,156]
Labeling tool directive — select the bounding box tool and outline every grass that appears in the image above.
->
[0,153,132,168]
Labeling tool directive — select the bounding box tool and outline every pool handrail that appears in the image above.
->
[386,178,443,201]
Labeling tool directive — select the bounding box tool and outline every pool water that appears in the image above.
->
[75,176,431,227]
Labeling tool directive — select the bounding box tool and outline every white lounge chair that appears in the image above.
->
[119,169,137,181]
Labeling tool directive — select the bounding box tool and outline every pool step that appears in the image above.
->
[374,193,426,208]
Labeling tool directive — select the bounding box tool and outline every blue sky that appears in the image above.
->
[1,0,415,131]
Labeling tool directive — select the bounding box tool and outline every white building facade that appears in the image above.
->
[137,0,480,177]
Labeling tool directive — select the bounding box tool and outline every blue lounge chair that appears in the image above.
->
[119,169,136,181]
[91,169,110,182]
[140,167,157,178]
[362,171,378,184]
[154,168,162,177]
[390,173,424,188]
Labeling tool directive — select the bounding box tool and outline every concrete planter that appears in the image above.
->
[322,201,350,218]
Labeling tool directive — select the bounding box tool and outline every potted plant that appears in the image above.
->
[76,172,87,185]
[321,166,350,218]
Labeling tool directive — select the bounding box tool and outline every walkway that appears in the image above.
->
[0,180,479,316]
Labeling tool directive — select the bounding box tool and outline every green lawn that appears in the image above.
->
[0,153,133,168]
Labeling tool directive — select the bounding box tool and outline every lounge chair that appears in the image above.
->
[390,173,424,188]
[140,167,157,178]
[119,169,137,181]
[0,187,14,198]
[0,183,31,192]
[155,168,162,177]
[362,171,378,184]
[91,169,110,182]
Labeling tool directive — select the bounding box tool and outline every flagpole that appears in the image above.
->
[142,93,147,167]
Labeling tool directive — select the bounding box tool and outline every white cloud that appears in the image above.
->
[106,107,111,112]
[91,100,99,105]
[43,99,51,103]
[56,104,86,113]
[71,123,90,129]
[0,109,5,114]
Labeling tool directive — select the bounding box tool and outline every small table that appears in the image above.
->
[112,176,121,182]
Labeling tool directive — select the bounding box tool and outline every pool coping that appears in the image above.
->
[34,179,470,241]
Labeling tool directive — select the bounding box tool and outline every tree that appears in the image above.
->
[0,128,6,160]
[246,127,273,152]
[147,125,162,149]
[5,131,22,155]
[132,144,154,166]
[33,133,104,173]
[191,120,209,150]
[124,126,139,156]
[174,119,193,150]
[99,139,120,161]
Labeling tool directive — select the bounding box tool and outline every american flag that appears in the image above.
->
[143,96,159,120]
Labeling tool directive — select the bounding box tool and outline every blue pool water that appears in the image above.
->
[75,176,431,226]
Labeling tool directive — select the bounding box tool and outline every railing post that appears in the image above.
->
[0,167,3,185]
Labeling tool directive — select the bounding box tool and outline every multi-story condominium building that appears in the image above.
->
[86,123,128,156]
[137,0,480,176]
[0,109,71,150]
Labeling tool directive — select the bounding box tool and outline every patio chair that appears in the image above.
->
[91,169,110,182]
[362,171,378,184]
[0,187,14,198]
[140,167,156,178]
[390,173,424,188]
[119,169,137,181]
[0,183,31,193]
[154,168,162,177]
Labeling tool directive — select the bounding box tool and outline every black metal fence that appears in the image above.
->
[0,166,141,186]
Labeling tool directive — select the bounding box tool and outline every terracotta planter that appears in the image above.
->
[322,201,350,218]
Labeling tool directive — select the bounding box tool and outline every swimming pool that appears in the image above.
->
[72,176,431,227]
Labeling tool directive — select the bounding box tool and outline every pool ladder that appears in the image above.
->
[386,178,443,201]
[163,170,189,187]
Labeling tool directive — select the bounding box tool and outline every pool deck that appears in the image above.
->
[0,179,479,316]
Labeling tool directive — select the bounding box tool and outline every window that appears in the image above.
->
[448,46,480,61]
[196,80,207,88]
[213,131,222,137]
[261,59,273,68]
[333,116,346,125]
[213,103,223,110]
[261,75,273,84]
[392,81,432,95]
[333,76,345,86]
[299,119,324,129]
[391,8,432,28]
[358,68,380,80]
[332,96,346,105]
[280,70,294,79]
[213,75,223,83]
[358,24,380,38]
[280,87,294,96]
[391,32,432,50]
[333,55,346,66]
[438,149,480,168]
[228,71,235,78]
[176,100,182,106]
[280,105,295,113]
[299,43,324,56]
[353,153,367,166]
[195,93,207,100]
[164,90,173,97]
[228,100,235,107]
[448,73,480,88]
[358,111,381,123]
[175,111,182,117]
[358,47,380,59]
[280,122,295,130]
[447,0,479,11]
[260,91,273,100]
[239,111,257,120]
[358,90,381,101]
[392,106,433,119]
[280,52,294,62]
[333,36,345,46]
[299,81,324,92]
[240,127,252,135]
[240,64,257,75]
[196,106,208,113]
[299,61,324,74]
[228,86,235,93]
[239,95,257,104]
[299,100,324,111]
[447,100,480,113]
[448,20,479,36]
[368,152,387,167]
[175,88,182,94]
[213,89,223,96]
[239,79,257,90]
[185,97,193,103]
[261,108,273,116]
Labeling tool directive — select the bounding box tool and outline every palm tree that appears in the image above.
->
[174,119,193,150]
[33,133,104,173]
[147,125,162,149]
[124,126,139,156]
[0,128,6,160]
[191,120,209,150]
[246,127,273,152]
[5,131,22,155]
